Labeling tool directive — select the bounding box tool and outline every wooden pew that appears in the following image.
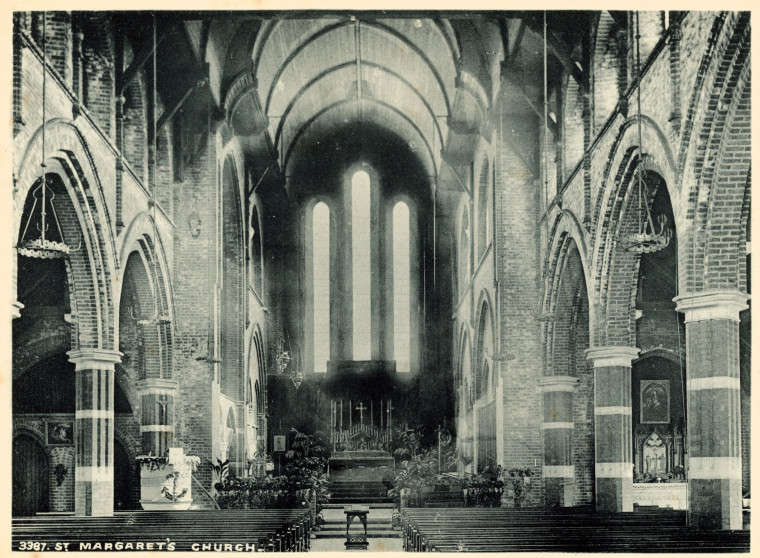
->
[400,508,749,553]
[12,509,313,552]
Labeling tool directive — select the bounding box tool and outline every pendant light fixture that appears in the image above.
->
[617,12,671,254]
[18,13,79,259]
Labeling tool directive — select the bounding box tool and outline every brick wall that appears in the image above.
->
[170,124,219,493]
[494,104,544,506]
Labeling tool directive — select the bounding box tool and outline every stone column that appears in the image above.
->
[675,290,748,530]
[540,375,578,507]
[67,348,122,516]
[135,378,178,457]
[12,300,24,319]
[586,346,640,512]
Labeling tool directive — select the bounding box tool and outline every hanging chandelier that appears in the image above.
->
[290,370,304,390]
[275,332,291,373]
[18,14,77,260]
[617,12,671,254]
[274,332,304,388]
[17,176,75,259]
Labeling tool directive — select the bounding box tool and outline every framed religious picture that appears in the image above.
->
[46,421,74,445]
[273,435,286,453]
[640,380,670,424]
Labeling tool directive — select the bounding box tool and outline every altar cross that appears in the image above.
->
[355,402,367,427]
[157,395,169,424]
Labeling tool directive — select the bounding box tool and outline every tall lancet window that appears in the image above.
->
[393,202,411,372]
[313,202,330,372]
[352,170,372,360]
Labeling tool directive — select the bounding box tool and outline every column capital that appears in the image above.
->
[586,346,640,368]
[67,349,122,370]
[12,300,24,319]
[136,378,179,395]
[674,289,749,323]
[539,375,578,392]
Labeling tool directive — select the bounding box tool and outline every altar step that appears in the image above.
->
[315,507,400,539]
[329,481,393,504]
[322,503,396,509]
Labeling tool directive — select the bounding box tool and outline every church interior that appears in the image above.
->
[10,8,751,547]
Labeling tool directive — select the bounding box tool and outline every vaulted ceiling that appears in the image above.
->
[146,11,592,193]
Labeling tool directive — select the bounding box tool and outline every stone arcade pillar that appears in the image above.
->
[67,349,122,516]
[12,300,24,318]
[136,378,178,456]
[540,375,578,507]
[675,290,748,530]
[586,346,639,512]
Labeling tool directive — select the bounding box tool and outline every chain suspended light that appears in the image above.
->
[18,13,79,260]
[290,368,304,390]
[617,12,671,254]
[130,14,171,327]
[275,331,292,372]
[274,331,303,388]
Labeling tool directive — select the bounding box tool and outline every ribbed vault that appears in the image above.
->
[252,16,458,176]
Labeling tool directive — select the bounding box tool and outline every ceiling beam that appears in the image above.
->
[152,79,207,143]
[500,60,558,136]
[524,14,588,93]
[508,19,527,61]
[607,10,629,30]
[118,24,171,95]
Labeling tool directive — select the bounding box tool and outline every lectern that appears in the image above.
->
[344,505,370,550]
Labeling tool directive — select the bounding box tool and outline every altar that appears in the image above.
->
[329,450,395,482]
[633,482,688,510]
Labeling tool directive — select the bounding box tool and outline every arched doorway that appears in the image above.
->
[113,440,137,510]
[13,435,49,516]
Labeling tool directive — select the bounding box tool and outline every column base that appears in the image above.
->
[545,477,575,507]
[75,479,114,517]
[596,477,633,513]
[12,300,24,319]
[689,478,743,530]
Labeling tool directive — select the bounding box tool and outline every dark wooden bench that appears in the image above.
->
[12,509,313,552]
[400,508,750,552]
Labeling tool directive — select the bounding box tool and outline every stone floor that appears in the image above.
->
[310,506,403,552]
[309,537,404,552]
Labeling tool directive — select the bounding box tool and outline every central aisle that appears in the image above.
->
[310,506,403,552]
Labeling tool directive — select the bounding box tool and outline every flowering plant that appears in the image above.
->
[136,455,169,471]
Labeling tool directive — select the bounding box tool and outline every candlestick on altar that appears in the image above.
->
[340,400,343,431]
[380,399,384,428]
[371,400,374,427]
[331,400,335,450]
[349,400,352,429]
[356,402,367,427]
